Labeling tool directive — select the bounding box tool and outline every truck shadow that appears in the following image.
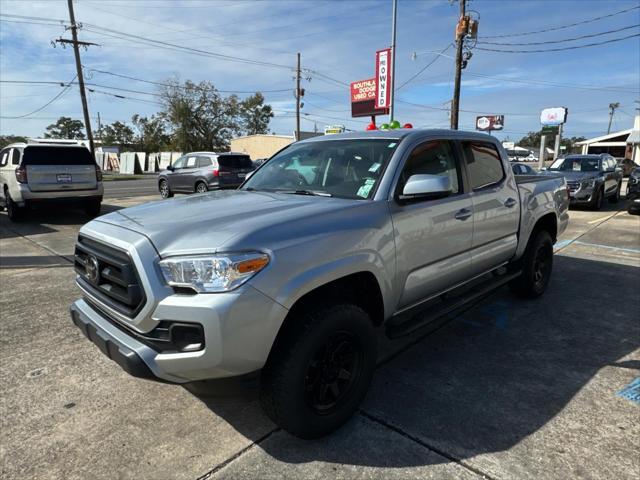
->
[193,254,639,469]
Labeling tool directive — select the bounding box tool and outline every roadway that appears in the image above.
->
[103,177,159,199]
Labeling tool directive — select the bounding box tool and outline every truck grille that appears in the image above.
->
[74,235,145,317]
[566,181,580,193]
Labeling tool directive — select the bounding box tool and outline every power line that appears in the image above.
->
[481,5,640,39]
[479,24,640,46]
[397,44,453,91]
[1,75,77,119]
[464,72,639,93]
[476,33,640,53]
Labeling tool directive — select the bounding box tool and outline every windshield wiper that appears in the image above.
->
[280,189,333,197]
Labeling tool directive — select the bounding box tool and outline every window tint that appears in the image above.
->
[22,146,94,166]
[185,156,197,168]
[218,155,253,169]
[398,140,460,194]
[0,150,8,167]
[11,149,20,165]
[197,156,212,167]
[463,142,505,189]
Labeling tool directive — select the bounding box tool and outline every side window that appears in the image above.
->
[398,140,460,195]
[197,156,212,168]
[463,142,505,190]
[11,149,21,165]
[0,149,8,167]
[185,156,197,168]
[171,157,186,169]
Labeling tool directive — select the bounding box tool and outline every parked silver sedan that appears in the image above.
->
[158,152,254,198]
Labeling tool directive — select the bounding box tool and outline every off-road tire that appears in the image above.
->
[84,199,102,218]
[509,230,553,299]
[260,303,376,439]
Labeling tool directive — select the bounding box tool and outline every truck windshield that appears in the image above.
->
[549,157,600,172]
[241,139,400,199]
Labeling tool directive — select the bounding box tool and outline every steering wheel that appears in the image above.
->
[281,169,308,187]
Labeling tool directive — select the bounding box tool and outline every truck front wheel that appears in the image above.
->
[509,229,553,299]
[260,304,376,439]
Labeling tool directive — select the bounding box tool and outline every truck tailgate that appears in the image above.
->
[27,164,97,192]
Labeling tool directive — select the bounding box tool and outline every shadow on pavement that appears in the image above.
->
[192,254,639,469]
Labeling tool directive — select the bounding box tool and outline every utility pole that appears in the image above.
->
[450,0,466,130]
[55,0,97,157]
[97,112,102,140]
[295,52,301,141]
[389,0,398,122]
[607,102,620,134]
[553,123,563,160]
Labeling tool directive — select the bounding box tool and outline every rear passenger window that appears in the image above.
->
[0,150,8,167]
[398,140,460,195]
[11,149,20,165]
[463,142,505,190]
[197,156,212,167]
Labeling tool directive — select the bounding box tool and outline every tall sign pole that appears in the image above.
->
[451,0,466,130]
[62,0,95,156]
[389,0,397,122]
[295,52,301,141]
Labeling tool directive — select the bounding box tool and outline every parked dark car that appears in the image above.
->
[626,167,640,198]
[628,198,640,215]
[511,162,537,175]
[541,154,622,210]
[616,158,637,177]
[158,152,254,198]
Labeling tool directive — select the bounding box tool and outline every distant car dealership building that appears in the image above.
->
[576,115,640,162]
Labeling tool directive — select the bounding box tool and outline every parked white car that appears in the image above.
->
[0,139,103,221]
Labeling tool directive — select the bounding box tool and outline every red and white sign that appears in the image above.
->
[540,107,568,126]
[350,78,377,103]
[375,48,392,109]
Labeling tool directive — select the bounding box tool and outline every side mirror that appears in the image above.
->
[400,174,452,202]
[167,165,175,172]
[540,167,547,171]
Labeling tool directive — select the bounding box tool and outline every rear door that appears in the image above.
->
[462,141,520,275]
[217,154,254,188]
[23,146,97,192]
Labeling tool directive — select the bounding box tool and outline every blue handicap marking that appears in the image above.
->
[617,377,640,405]
[455,300,510,331]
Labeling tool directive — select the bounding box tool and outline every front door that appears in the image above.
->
[389,139,473,309]
[461,141,520,275]
[175,155,199,191]
[166,156,186,190]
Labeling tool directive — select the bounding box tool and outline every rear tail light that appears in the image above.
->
[15,167,27,184]
[213,169,219,177]
[95,165,103,182]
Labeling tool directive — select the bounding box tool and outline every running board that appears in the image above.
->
[385,271,521,339]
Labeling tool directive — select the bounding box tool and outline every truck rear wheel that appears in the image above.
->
[509,230,553,299]
[5,189,24,222]
[84,199,102,218]
[260,304,376,439]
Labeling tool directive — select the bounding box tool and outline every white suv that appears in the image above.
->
[0,139,104,221]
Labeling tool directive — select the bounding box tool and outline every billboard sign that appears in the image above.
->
[375,48,392,109]
[324,125,345,135]
[540,107,568,126]
[476,115,504,131]
[350,78,389,117]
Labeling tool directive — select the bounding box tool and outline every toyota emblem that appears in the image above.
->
[85,255,100,283]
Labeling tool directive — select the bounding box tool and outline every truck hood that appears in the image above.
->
[541,170,599,181]
[96,190,361,256]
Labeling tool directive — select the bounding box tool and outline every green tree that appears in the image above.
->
[517,131,587,153]
[44,117,85,139]
[97,121,135,150]
[239,92,273,135]
[0,135,28,149]
[131,114,169,152]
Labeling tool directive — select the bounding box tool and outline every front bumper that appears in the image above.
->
[569,187,595,204]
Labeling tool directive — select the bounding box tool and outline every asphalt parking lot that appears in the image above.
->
[1,184,638,479]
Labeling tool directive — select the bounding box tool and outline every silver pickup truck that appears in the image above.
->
[70,129,569,438]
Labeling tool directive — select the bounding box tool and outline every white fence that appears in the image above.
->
[96,151,183,173]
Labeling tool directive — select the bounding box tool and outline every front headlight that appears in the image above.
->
[581,178,596,188]
[159,252,269,293]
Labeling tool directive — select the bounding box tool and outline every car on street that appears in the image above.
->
[0,139,103,221]
[511,162,537,175]
[541,153,623,210]
[617,158,638,177]
[626,167,640,197]
[157,151,254,198]
[70,129,569,439]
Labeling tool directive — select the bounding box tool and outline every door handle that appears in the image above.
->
[504,198,517,208]
[454,208,472,221]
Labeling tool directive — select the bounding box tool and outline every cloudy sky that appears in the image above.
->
[1,0,639,143]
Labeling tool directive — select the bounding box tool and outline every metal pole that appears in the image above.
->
[553,123,563,160]
[450,0,466,130]
[296,52,301,141]
[66,0,94,157]
[607,102,619,134]
[389,0,397,122]
[538,135,546,170]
